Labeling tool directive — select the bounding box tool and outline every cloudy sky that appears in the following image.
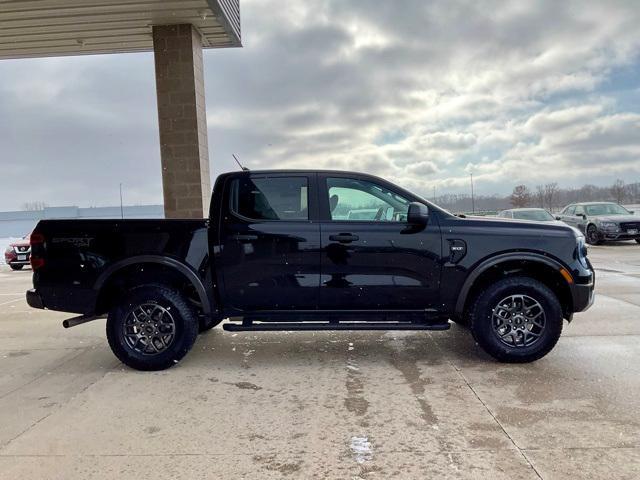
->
[1,0,640,210]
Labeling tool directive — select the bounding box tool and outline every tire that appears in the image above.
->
[586,224,603,245]
[106,284,199,371]
[636,239,640,244]
[10,264,24,271]
[470,276,563,363]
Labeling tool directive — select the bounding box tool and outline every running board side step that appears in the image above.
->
[223,322,450,332]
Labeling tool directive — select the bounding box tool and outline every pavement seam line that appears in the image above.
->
[0,412,55,451]
[0,348,85,401]
[0,354,119,453]
[427,333,545,479]
[452,364,544,480]
[0,298,22,307]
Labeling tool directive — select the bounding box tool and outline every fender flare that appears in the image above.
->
[94,255,212,315]
[454,252,567,316]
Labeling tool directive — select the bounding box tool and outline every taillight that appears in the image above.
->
[30,232,45,270]
[30,233,45,246]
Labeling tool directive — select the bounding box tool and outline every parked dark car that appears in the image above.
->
[498,208,556,222]
[26,170,594,370]
[4,235,31,270]
[556,202,640,245]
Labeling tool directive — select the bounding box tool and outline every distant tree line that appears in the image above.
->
[433,179,640,213]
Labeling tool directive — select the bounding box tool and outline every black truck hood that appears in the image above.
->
[452,215,580,238]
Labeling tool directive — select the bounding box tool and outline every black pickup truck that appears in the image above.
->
[26,170,594,370]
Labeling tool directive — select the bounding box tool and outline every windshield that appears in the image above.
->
[511,210,554,221]
[585,204,630,216]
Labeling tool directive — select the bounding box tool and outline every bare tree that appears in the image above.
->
[544,183,559,211]
[535,185,545,208]
[510,185,532,208]
[610,179,626,204]
[21,201,48,211]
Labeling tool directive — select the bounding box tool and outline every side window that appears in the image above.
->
[326,177,410,222]
[564,205,575,215]
[230,176,308,221]
[574,205,585,216]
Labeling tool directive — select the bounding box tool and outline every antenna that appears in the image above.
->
[232,154,249,171]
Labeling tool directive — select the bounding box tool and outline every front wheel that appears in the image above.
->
[106,284,199,371]
[635,238,640,244]
[586,224,603,245]
[470,276,563,363]
[10,264,24,271]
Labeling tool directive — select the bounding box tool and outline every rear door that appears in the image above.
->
[217,172,321,312]
[573,205,588,232]
[318,174,442,310]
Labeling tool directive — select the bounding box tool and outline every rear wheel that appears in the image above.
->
[10,264,24,271]
[106,284,199,371]
[635,238,640,244]
[470,276,563,363]
[586,224,603,245]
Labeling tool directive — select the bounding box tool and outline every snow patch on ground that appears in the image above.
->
[350,436,373,463]
[0,238,20,265]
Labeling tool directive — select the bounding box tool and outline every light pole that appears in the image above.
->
[119,183,124,220]
[470,173,475,214]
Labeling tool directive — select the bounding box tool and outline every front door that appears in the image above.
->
[218,173,321,312]
[318,174,442,310]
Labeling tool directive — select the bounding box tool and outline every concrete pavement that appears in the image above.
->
[0,244,639,479]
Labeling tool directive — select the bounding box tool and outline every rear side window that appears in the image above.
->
[230,177,308,221]
[564,206,575,215]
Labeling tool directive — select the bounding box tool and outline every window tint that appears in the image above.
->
[326,177,410,222]
[230,177,308,220]
[512,210,554,221]
[585,203,630,216]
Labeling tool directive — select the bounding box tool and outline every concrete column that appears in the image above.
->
[152,24,210,218]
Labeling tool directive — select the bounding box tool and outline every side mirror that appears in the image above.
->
[555,216,561,220]
[407,202,429,225]
[629,211,635,215]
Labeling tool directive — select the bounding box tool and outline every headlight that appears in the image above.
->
[600,221,618,230]
[575,237,589,268]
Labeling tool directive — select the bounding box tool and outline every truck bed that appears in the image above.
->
[30,219,209,314]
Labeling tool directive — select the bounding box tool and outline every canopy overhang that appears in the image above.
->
[0,0,241,59]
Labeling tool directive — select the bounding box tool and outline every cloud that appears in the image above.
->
[1,0,640,210]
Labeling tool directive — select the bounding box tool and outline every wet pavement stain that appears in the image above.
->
[389,351,437,425]
[253,454,302,476]
[344,360,370,419]
[229,381,262,391]
[7,350,29,357]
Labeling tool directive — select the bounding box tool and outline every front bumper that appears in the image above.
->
[602,232,640,241]
[5,252,31,266]
[26,289,44,309]
[571,280,595,313]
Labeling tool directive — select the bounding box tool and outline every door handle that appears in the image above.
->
[232,234,258,241]
[329,233,359,243]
